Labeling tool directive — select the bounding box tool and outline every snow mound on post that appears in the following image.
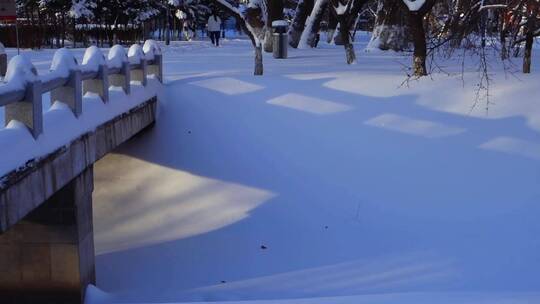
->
[49,48,79,78]
[2,55,38,91]
[108,45,128,69]
[143,40,161,60]
[82,46,105,72]
[128,44,145,64]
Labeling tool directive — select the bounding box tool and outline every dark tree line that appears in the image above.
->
[3,0,540,77]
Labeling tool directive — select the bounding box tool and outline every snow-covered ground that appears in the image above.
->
[2,34,540,303]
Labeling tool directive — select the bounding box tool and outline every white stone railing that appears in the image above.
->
[0,40,163,138]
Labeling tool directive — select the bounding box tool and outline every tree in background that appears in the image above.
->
[368,0,409,51]
[6,0,540,80]
[503,0,540,73]
[288,0,314,47]
[400,0,437,76]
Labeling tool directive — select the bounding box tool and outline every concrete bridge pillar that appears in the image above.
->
[0,166,96,304]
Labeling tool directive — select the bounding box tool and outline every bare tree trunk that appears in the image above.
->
[264,0,284,52]
[445,0,468,48]
[255,44,263,75]
[61,13,66,47]
[523,29,533,73]
[166,5,171,45]
[289,0,314,48]
[330,0,367,64]
[326,9,338,43]
[307,0,328,47]
[409,11,427,76]
[36,7,44,48]
[299,0,328,48]
[336,14,355,63]
[113,19,119,45]
[99,21,104,47]
[72,18,76,48]
[500,20,508,60]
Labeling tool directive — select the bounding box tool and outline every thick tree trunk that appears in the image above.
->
[500,20,508,60]
[245,5,265,42]
[107,24,111,45]
[113,20,119,45]
[409,12,427,76]
[263,29,273,51]
[327,10,338,43]
[330,0,367,63]
[299,0,328,48]
[264,0,284,52]
[255,44,264,75]
[307,1,328,47]
[37,8,44,48]
[61,13,66,47]
[523,30,533,73]
[500,36,508,60]
[368,0,409,51]
[73,18,76,48]
[165,6,171,45]
[289,0,315,48]
[337,14,356,64]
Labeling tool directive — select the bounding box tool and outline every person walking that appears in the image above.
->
[207,12,222,47]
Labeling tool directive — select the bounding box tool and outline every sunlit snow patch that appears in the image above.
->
[479,137,540,160]
[324,75,404,98]
[365,114,465,138]
[189,77,264,95]
[267,93,352,115]
[93,155,275,255]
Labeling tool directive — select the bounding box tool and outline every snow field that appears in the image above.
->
[88,37,539,303]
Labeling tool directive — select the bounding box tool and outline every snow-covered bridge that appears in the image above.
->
[0,41,163,303]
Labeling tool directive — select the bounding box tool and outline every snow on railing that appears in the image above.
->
[0,40,163,139]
